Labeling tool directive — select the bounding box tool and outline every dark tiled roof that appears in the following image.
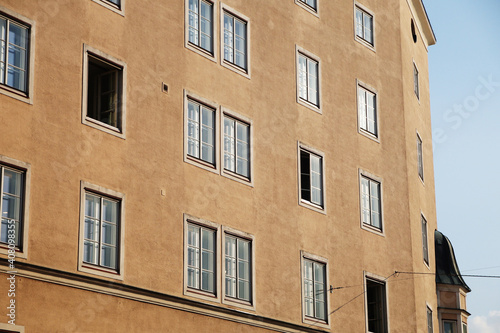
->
[435,230,471,292]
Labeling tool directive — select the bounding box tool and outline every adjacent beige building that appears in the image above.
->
[0,0,469,332]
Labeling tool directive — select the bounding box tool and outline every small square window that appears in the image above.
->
[0,156,30,258]
[417,133,424,181]
[186,0,214,56]
[365,276,388,333]
[357,83,378,138]
[82,45,127,138]
[422,215,429,265]
[355,5,374,47]
[360,172,383,233]
[414,63,420,99]
[0,9,34,103]
[222,227,254,309]
[221,5,249,77]
[222,111,252,184]
[296,47,320,111]
[79,181,124,279]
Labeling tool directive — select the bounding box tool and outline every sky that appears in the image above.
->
[425,1,500,331]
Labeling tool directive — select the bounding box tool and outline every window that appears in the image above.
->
[0,165,24,247]
[187,0,214,54]
[92,0,124,14]
[302,254,328,323]
[0,322,24,333]
[427,306,433,333]
[83,46,126,137]
[223,229,253,307]
[223,113,251,181]
[187,223,216,294]
[414,63,419,99]
[355,5,374,47]
[357,83,378,138]
[417,133,424,180]
[443,320,456,333]
[360,173,382,232]
[299,145,324,211]
[297,48,320,110]
[187,99,216,165]
[0,156,29,258]
[79,181,124,279]
[365,277,387,333]
[0,8,34,103]
[422,215,429,265]
[222,6,249,74]
[462,322,467,333]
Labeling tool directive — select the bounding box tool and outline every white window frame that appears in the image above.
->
[0,6,35,104]
[427,305,433,333]
[296,46,321,113]
[221,226,255,311]
[183,90,220,174]
[183,213,221,303]
[82,44,127,139]
[414,61,420,100]
[354,3,375,51]
[359,169,384,235]
[220,3,250,78]
[185,0,216,61]
[422,213,430,267]
[300,251,330,328]
[0,155,30,259]
[78,181,125,280]
[91,0,125,16]
[417,132,424,182]
[220,108,253,186]
[364,272,390,333]
[298,142,326,214]
[357,80,379,141]
[295,0,319,17]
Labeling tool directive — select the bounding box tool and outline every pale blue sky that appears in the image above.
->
[426,0,500,331]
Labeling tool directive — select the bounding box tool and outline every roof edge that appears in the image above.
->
[409,0,437,46]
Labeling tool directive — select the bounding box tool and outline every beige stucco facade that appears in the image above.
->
[0,0,449,332]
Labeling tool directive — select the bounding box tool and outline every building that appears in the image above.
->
[0,0,468,332]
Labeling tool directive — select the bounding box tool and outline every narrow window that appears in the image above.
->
[417,134,424,180]
[462,322,468,333]
[223,115,250,179]
[0,14,30,93]
[187,99,215,165]
[414,63,419,99]
[0,165,24,247]
[300,148,323,208]
[223,11,247,70]
[224,234,251,302]
[360,175,382,231]
[443,320,457,333]
[427,307,433,333]
[355,6,374,46]
[422,215,429,265]
[358,85,377,137]
[303,258,327,321]
[83,192,120,270]
[366,278,387,333]
[188,0,213,53]
[187,223,216,294]
[298,53,319,107]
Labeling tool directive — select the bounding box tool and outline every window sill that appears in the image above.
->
[358,128,380,143]
[185,42,217,63]
[303,317,329,330]
[361,223,385,237]
[185,155,219,174]
[294,0,319,17]
[79,262,123,280]
[297,98,321,114]
[299,199,326,215]
[0,85,32,105]
[185,288,220,303]
[0,245,27,259]
[221,60,250,80]
[355,36,376,53]
[222,296,255,311]
[91,0,125,16]
[83,116,126,139]
[221,169,253,187]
